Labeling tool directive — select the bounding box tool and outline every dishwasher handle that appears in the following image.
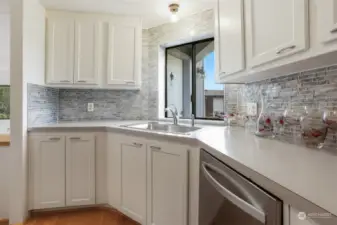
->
[201,162,266,223]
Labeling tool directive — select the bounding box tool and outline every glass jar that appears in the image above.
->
[255,93,274,138]
[300,105,328,149]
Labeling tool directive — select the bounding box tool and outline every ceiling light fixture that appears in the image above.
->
[169,3,180,23]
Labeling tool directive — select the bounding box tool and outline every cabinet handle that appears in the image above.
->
[276,45,296,55]
[60,80,70,83]
[49,137,61,141]
[331,28,337,33]
[77,80,87,83]
[125,81,135,84]
[133,142,143,148]
[150,146,161,151]
[69,137,81,140]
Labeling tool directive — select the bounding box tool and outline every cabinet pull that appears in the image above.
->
[77,80,87,83]
[60,80,70,83]
[69,137,81,140]
[125,81,135,84]
[276,45,296,55]
[331,28,337,33]
[150,146,161,151]
[49,137,61,141]
[133,142,143,147]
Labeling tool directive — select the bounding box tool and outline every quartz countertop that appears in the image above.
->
[29,120,337,222]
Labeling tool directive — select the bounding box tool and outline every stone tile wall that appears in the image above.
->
[27,83,59,126]
[58,89,146,121]
[228,65,337,153]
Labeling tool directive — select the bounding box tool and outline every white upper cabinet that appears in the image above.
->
[245,0,308,67]
[147,142,188,225]
[46,16,75,84]
[74,18,100,85]
[29,136,66,209]
[317,0,337,43]
[66,134,96,206]
[215,0,245,81]
[107,22,142,88]
[45,11,142,89]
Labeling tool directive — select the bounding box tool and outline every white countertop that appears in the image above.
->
[29,120,337,219]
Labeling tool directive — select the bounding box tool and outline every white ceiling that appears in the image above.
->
[39,0,215,29]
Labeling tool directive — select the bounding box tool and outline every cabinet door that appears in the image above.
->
[30,136,66,209]
[74,18,100,85]
[66,134,96,206]
[46,17,74,84]
[119,139,147,224]
[318,0,337,43]
[246,0,308,67]
[215,0,245,80]
[147,143,188,225]
[107,24,141,87]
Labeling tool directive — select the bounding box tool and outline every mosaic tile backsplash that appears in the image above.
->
[230,65,337,152]
[27,83,59,127]
[59,89,147,121]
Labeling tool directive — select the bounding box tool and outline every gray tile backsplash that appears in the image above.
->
[227,65,337,152]
[27,83,59,127]
[59,89,147,121]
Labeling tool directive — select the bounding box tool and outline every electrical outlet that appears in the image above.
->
[87,103,94,112]
[247,102,257,116]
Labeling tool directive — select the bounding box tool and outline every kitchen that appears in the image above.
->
[2,0,337,225]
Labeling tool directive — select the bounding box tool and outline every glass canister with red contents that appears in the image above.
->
[255,93,275,138]
[300,105,328,149]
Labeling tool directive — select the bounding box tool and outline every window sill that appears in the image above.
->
[159,118,225,126]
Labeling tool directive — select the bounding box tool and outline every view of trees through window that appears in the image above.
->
[165,38,224,120]
[0,86,10,119]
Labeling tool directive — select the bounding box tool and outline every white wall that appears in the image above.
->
[0,0,10,219]
[0,148,9,218]
[0,6,10,85]
[9,0,45,223]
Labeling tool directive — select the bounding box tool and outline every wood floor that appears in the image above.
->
[23,208,139,225]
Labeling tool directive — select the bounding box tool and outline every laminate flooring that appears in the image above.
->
[23,208,139,225]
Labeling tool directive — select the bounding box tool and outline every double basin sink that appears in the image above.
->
[122,122,201,135]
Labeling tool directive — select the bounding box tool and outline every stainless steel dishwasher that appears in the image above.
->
[199,149,282,225]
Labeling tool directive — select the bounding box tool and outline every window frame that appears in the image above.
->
[164,38,222,121]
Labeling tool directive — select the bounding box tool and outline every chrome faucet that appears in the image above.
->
[191,114,195,127]
[165,105,179,125]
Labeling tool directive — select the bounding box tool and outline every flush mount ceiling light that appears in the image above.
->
[169,3,180,23]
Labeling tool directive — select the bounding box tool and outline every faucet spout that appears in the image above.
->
[165,105,179,125]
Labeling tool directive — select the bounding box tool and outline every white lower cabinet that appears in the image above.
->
[146,142,188,225]
[120,139,147,223]
[29,133,96,210]
[66,135,96,206]
[29,136,66,209]
[107,134,189,225]
[107,134,147,224]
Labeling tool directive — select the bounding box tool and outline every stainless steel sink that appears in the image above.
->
[122,122,201,134]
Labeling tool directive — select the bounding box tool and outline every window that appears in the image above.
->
[0,86,10,119]
[165,38,224,120]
